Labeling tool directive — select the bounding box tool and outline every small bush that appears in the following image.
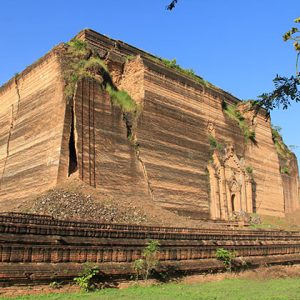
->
[158,58,218,88]
[67,39,88,52]
[49,281,62,289]
[209,136,223,152]
[84,56,108,72]
[216,248,236,272]
[281,166,290,175]
[133,240,160,280]
[246,166,253,174]
[62,38,109,100]
[222,102,256,143]
[106,85,137,113]
[74,264,100,291]
[126,55,136,61]
[271,125,292,159]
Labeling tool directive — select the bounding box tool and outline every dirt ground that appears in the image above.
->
[1,265,300,298]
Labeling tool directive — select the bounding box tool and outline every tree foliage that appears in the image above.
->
[257,17,300,110]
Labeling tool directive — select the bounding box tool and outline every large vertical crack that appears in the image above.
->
[0,77,21,188]
[68,83,79,176]
[68,103,78,176]
[123,113,155,201]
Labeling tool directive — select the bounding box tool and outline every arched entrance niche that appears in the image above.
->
[207,143,253,220]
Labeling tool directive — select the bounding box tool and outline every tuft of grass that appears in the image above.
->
[246,166,253,174]
[126,55,136,62]
[281,166,290,175]
[106,85,137,113]
[67,39,88,54]
[62,39,108,99]
[209,136,223,152]
[83,56,108,72]
[271,125,292,159]
[150,57,218,89]
[222,102,256,143]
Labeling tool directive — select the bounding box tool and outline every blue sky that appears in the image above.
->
[0,0,299,161]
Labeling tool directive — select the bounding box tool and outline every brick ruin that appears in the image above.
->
[1,30,300,283]
[0,29,299,222]
[1,212,300,284]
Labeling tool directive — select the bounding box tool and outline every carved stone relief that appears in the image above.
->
[207,143,253,220]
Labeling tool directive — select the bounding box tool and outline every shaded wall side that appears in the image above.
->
[244,116,285,217]
[281,155,299,213]
[0,54,65,209]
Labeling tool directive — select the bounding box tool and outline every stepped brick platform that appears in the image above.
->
[0,213,300,285]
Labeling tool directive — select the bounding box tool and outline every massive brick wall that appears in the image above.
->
[281,154,299,213]
[70,78,150,201]
[0,52,65,210]
[0,29,299,220]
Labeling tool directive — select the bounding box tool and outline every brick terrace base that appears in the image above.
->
[0,213,300,285]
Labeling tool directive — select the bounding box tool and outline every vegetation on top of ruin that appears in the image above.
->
[271,125,294,175]
[155,57,220,90]
[106,85,138,113]
[61,39,107,100]
[222,101,256,143]
[209,135,224,153]
[271,125,292,159]
[167,4,299,112]
[246,166,253,174]
[61,38,139,116]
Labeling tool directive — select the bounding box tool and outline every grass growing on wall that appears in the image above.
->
[62,39,109,100]
[209,135,224,152]
[62,38,139,116]
[106,85,137,113]
[271,126,292,159]
[222,102,256,143]
[150,57,219,90]
[271,125,294,175]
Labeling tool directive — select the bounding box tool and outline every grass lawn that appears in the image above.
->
[2,277,300,300]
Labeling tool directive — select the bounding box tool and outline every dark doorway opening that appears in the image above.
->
[68,106,78,176]
[231,194,235,212]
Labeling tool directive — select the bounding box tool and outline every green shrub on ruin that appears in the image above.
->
[209,136,224,152]
[160,58,209,86]
[271,125,292,159]
[67,39,88,54]
[106,85,137,113]
[74,263,100,291]
[222,102,256,143]
[246,166,253,174]
[216,248,236,272]
[126,55,136,62]
[62,38,108,100]
[133,240,160,280]
[147,57,218,90]
[281,166,290,175]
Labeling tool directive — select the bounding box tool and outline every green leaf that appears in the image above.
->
[294,17,300,23]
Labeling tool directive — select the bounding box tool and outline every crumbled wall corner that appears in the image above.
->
[118,55,145,107]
